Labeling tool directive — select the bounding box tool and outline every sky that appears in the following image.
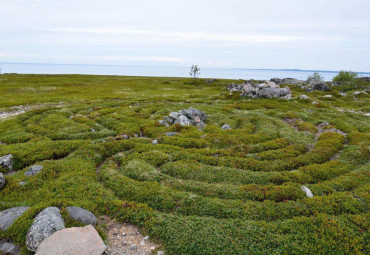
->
[0,0,370,71]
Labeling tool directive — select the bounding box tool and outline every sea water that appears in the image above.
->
[1,63,369,81]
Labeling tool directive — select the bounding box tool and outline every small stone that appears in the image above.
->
[0,206,30,231]
[66,206,97,226]
[0,154,13,171]
[299,95,310,100]
[35,225,106,255]
[158,120,167,126]
[221,124,231,130]
[165,132,179,137]
[24,165,43,177]
[301,186,313,198]
[152,140,158,145]
[129,244,137,250]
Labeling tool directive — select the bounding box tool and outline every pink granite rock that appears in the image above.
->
[36,225,106,255]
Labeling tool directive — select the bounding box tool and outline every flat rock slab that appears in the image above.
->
[36,225,107,255]
[24,165,43,177]
[0,240,20,255]
[26,207,65,252]
[66,206,97,225]
[0,206,30,231]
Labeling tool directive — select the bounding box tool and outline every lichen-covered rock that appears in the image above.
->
[0,240,20,255]
[0,206,30,231]
[24,165,43,177]
[66,206,97,226]
[178,115,191,126]
[35,225,106,255]
[257,87,292,99]
[0,173,5,189]
[26,207,65,252]
[0,154,13,171]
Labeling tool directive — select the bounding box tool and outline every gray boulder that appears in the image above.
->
[66,206,97,226]
[266,81,279,88]
[0,154,13,171]
[257,87,292,99]
[26,207,65,252]
[312,82,330,91]
[184,107,207,122]
[169,112,179,120]
[242,84,255,94]
[24,165,43,177]
[221,124,231,130]
[281,78,303,85]
[0,173,5,189]
[0,206,30,231]
[0,240,20,255]
[178,115,191,126]
[35,225,106,255]
[270,78,282,84]
[163,116,174,124]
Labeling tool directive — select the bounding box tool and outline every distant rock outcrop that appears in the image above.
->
[160,108,207,128]
[227,82,292,100]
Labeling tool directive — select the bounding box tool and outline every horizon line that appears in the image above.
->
[1,62,370,75]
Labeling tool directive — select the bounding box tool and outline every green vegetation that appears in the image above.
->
[0,74,369,254]
[332,70,359,82]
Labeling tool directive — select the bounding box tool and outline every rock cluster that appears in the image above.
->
[227,82,293,100]
[159,107,207,127]
[0,205,100,253]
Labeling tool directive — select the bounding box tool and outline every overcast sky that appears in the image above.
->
[1,0,369,71]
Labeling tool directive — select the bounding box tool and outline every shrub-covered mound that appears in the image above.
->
[0,74,369,254]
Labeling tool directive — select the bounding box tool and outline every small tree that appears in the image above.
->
[332,71,358,82]
[189,65,200,82]
[307,72,324,83]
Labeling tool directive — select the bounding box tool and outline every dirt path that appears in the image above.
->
[100,216,164,255]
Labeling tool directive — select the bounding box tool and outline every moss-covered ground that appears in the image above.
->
[0,74,369,254]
